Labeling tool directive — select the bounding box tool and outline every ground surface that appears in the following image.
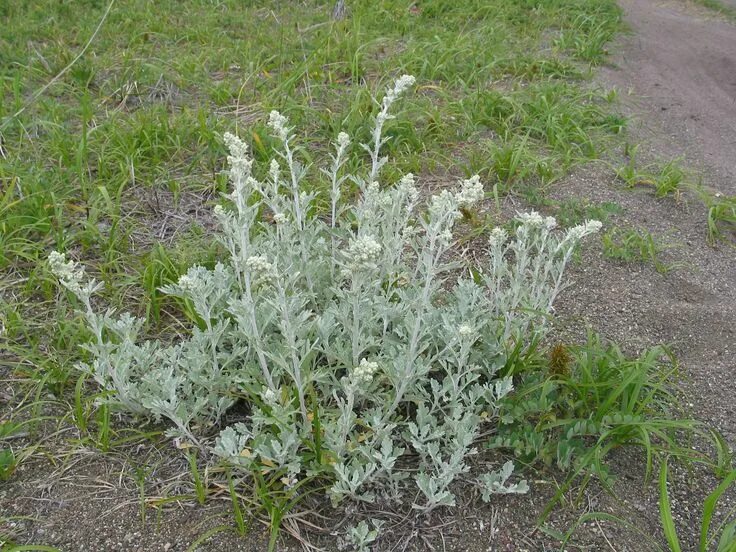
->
[555,0,736,548]
[607,0,736,191]
[563,0,736,443]
[1,1,735,551]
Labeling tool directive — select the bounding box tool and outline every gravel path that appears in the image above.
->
[609,0,735,437]
[604,0,736,191]
[557,0,736,441]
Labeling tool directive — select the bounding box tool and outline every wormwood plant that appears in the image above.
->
[49,76,601,526]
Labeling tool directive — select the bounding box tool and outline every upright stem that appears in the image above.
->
[277,285,309,424]
[283,140,303,232]
[244,274,276,391]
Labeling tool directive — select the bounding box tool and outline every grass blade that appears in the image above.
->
[701,469,736,551]
[659,459,682,552]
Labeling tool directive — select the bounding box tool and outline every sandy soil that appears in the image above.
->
[551,0,736,547]
[567,0,736,442]
[2,1,735,551]
[602,0,736,192]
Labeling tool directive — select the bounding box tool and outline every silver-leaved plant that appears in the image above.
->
[49,75,601,533]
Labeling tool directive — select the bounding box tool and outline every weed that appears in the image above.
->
[555,199,622,227]
[659,459,736,552]
[705,194,736,244]
[0,448,17,481]
[228,472,250,537]
[188,449,207,505]
[691,0,736,22]
[616,151,688,199]
[555,13,620,65]
[46,78,604,543]
[602,227,676,273]
[564,460,736,551]
[491,334,697,497]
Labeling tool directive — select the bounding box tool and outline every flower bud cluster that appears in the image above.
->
[177,274,197,293]
[385,74,416,104]
[48,251,85,287]
[223,132,253,180]
[353,358,379,385]
[429,190,461,221]
[516,211,557,230]
[262,387,279,405]
[268,110,289,142]
[458,324,475,339]
[397,173,420,204]
[455,175,484,208]
[245,255,276,285]
[337,132,350,150]
[488,227,508,248]
[347,235,382,269]
[566,219,603,240]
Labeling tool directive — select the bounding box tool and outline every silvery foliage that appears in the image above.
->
[341,519,384,552]
[49,75,601,514]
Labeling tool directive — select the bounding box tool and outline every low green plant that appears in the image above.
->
[491,336,695,492]
[555,199,622,228]
[0,407,43,482]
[705,194,736,244]
[691,0,736,21]
[616,153,687,199]
[555,14,618,65]
[486,134,554,188]
[188,449,207,505]
[653,160,687,198]
[659,459,736,552]
[344,519,384,552]
[228,472,250,537]
[563,460,736,552]
[0,449,17,481]
[602,227,675,273]
[48,76,603,543]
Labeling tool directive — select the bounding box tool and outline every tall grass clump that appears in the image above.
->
[48,76,602,541]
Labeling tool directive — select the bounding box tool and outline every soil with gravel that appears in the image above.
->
[2,1,735,551]
[570,0,736,443]
[602,0,736,192]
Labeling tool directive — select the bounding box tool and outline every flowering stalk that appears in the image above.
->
[364,75,415,184]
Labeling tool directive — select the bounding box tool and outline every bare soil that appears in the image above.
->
[575,0,736,441]
[601,0,736,193]
[2,1,735,551]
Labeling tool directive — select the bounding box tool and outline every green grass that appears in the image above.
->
[602,227,678,273]
[616,148,689,199]
[705,194,736,244]
[690,0,736,21]
[491,335,701,524]
[560,460,736,552]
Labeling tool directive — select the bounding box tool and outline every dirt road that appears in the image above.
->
[555,0,736,445]
[548,4,736,546]
[602,0,736,192]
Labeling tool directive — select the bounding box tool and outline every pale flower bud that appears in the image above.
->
[348,235,382,268]
[337,132,350,149]
[353,358,379,385]
[489,227,508,248]
[268,110,289,142]
[455,175,484,208]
